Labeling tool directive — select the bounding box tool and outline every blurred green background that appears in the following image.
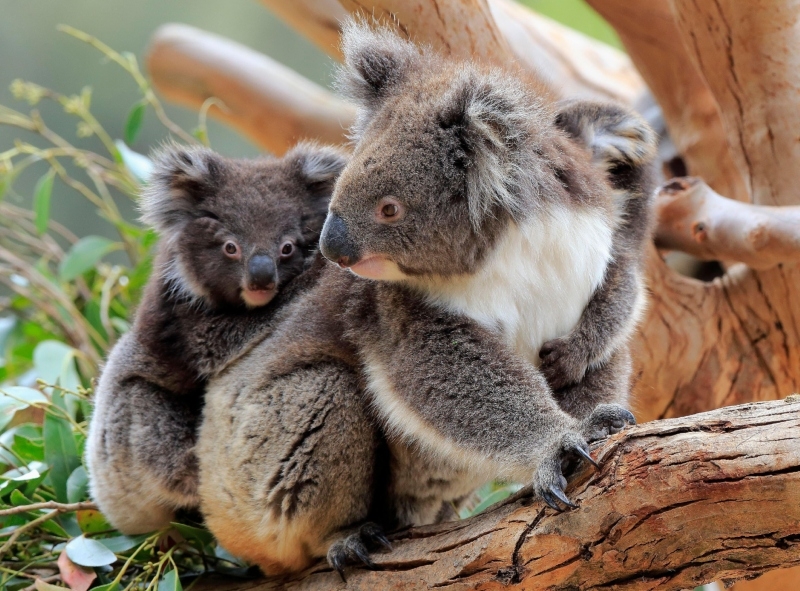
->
[0,0,620,240]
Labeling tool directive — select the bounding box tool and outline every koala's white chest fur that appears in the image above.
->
[420,206,614,365]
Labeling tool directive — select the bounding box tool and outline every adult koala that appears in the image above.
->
[196,21,655,577]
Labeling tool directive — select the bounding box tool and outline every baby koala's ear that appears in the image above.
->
[289,142,348,200]
[140,143,224,233]
[287,143,348,237]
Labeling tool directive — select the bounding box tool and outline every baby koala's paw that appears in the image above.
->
[581,403,636,443]
[539,335,590,390]
[327,522,392,581]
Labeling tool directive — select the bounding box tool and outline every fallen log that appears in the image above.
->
[194,398,800,591]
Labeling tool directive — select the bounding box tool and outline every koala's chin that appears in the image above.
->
[240,287,276,308]
[345,255,408,282]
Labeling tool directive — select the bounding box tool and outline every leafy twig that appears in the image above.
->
[0,501,98,517]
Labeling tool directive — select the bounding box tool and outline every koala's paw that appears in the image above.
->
[532,433,597,512]
[327,522,392,581]
[581,403,636,442]
[539,336,589,390]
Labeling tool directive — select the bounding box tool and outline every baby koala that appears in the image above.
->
[85,142,346,534]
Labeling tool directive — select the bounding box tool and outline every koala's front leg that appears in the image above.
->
[363,302,634,509]
[541,100,655,392]
[86,375,201,534]
[540,256,643,391]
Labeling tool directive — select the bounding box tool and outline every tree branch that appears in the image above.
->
[146,24,355,154]
[194,400,800,591]
[655,177,800,270]
[670,0,800,207]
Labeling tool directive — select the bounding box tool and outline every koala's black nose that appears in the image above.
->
[320,213,360,267]
[247,254,276,290]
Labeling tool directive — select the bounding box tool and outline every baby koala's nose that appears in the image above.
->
[247,254,277,291]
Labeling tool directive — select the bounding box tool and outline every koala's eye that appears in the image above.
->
[375,197,405,224]
[279,241,295,258]
[223,241,240,259]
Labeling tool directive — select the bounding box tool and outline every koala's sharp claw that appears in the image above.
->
[540,491,562,512]
[347,537,376,569]
[373,532,393,552]
[622,408,636,425]
[361,522,393,552]
[328,549,347,582]
[572,444,600,470]
[549,484,577,508]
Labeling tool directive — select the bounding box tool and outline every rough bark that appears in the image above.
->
[670,0,800,208]
[624,0,800,424]
[655,177,800,270]
[146,23,355,154]
[192,399,800,591]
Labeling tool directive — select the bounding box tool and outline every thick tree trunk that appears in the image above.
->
[192,399,800,591]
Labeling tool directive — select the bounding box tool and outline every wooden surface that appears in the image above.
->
[191,399,800,591]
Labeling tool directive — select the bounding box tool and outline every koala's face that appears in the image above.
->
[320,23,560,282]
[143,143,347,307]
[323,88,483,280]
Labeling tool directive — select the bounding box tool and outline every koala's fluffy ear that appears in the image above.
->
[337,21,419,130]
[288,142,348,199]
[442,73,539,226]
[554,100,656,172]
[140,143,223,233]
[287,143,348,236]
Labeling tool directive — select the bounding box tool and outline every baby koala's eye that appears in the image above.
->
[375,197,405,224]
[279,241,295,258]
[223,241,241,259]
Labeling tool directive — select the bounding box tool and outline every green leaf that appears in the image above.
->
[9,488,31,506]
[171,522,214,546]
[67,465,88,503]
[76,509,110,534]
[59,236,118,281]
[65,534,118,567]
[91,583,120,591]
[14,432,45,463]
[33,169,55,235]
[158,568,183,591]
[43,390,80,502]
[115,140,153,183]
[96,534,148,553]
[124,101,146,145]
[0,386,47,431]
[35,580,67,591]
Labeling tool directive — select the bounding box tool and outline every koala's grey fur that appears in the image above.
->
[85,143,346,534]
[196,22,654,576]
[539,100,657,402]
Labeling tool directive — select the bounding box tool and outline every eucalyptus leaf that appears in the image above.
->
[65,534,118,567]
[35,580,66,591]
[59,236,118,281]
[158,568,183,591]
[0,386,47,431]
[115,140,153,183]
[171,522,214,546]
[96,534,148,553]
[33,169,55,235]
[43,390,80,502]
[67,465,88,503]
[124,101,146,144]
